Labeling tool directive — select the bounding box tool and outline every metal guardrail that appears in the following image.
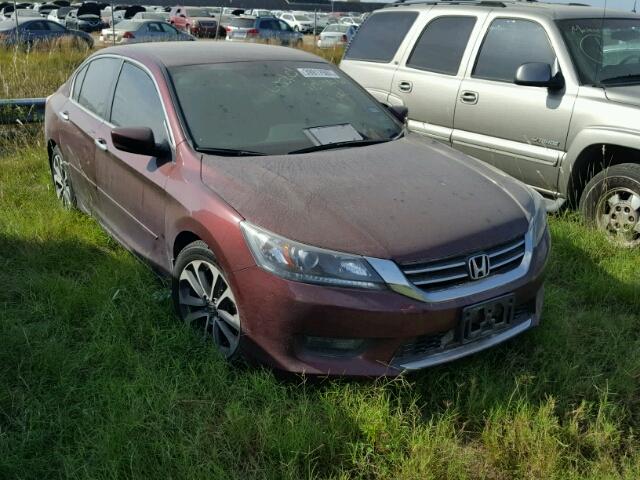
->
[0,98,46,125]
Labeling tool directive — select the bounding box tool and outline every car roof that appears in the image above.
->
[388,1,640,20]
[97,42,325,68]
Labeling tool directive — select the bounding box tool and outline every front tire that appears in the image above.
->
[172,241,243,360]
[580,163,640,247]
[50,145,76,209]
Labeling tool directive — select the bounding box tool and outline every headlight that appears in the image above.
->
[241,222,386,290]
[530,189,548,245]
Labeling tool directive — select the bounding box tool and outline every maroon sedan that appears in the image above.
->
[44,43,550,376]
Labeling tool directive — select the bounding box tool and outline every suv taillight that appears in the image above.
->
[122,31,135,38]
[247,28,259,36]
[341,34,348,43]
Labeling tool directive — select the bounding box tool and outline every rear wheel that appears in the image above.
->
[580,163,640,247]
[172,241,242,360]
[50,146,76,209]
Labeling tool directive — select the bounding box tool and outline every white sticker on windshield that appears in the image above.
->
[297,68,340,79]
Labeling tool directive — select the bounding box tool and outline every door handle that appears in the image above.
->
[398,81,413,93]
[60,111,69,121]
[94,138,108,151]
[460,91,478,105]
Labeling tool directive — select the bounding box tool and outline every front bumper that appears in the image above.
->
[231,228,550,377]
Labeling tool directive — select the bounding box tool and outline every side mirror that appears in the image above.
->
[111,127,166,157]
[179,13,185,18]
[514,62,564,89]
[388,105,408,124]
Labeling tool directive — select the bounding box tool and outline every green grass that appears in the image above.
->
[1,134,639,478]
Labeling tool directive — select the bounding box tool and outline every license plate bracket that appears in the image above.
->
[459,294,515,344]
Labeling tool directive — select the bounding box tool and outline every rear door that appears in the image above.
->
[389,12,485,143]
[95,61,174,265]
[340,10,420,105]
[453,16,576,192]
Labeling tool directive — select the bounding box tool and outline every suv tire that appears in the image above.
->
[580,163,640,246]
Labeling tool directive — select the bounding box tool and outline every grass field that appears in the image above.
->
[1,45,640,479]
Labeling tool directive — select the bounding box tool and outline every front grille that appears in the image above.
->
[400,236,526,292]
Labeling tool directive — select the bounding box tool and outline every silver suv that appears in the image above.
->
[341,1,640,246]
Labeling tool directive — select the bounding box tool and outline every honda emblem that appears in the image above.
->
[468,254,490,280]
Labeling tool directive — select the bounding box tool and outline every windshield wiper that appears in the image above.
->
[600,74,640,85]
[196,147,267,157]
[288,138,393,155]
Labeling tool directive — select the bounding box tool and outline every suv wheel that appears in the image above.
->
[50,145,76,209]
[172,240,243,359]
[580,163,640,246]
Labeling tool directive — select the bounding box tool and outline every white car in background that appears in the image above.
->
[339,16,362,26]
[317,23,357,48]
[280,12,313,33]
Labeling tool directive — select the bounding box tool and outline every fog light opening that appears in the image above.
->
[302,336,366,357]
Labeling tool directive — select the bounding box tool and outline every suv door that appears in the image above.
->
[389,13,484,143]
[453,16,577,193]
[340,10,419,105]
[95,61,173,265]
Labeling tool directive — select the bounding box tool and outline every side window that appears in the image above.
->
[148,22,162,32]
[24,21,47,31]
[72,64,88,101]
[160,22,177,33]
[110,63,167,144]
[46,21,66,32]
[407,16,476,75]
[78,57,121,118]
[278,20,291,31]
[473,18,556,83]
[344,12,418,63]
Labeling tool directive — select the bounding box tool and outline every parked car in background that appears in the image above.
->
[339,16,362,27]
[169,6,218,37]
[249,9,271,17]
[100,19,192,44]
[45,42,549,376]
[132,11,169,22]
[0,17,92,46]
[342,2,640,246]
[48,6,72,24]
[9,9,40,19]
[64,3,104,32]
[225,15,302,45]
[317,23,356,48]
[279,12,313,33]
[34,3,57,17]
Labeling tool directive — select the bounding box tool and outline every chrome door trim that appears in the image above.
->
[408,120,451,143]
[452,129,561,166]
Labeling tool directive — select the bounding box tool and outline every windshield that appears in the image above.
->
[115,20,139,31]
[169,61,402,155]
[558,18,640,85]
[294,15,310,21]
[186,8,208,17]
[325,24,348,33]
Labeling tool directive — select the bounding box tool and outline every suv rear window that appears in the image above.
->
[472,18,555,83]
[407,16,476,75]
[344,11,418,63]
[231,18,255,28]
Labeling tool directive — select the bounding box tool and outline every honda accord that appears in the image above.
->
[44,43,550,376]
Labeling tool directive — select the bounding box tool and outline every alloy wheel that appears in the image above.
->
[596,187,640,246]
[52,152,73,208]
[178,259,241,357]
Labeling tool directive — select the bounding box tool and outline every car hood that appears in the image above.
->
[604,84,640,107]
[77,3,100,16]
[200,134,533,263]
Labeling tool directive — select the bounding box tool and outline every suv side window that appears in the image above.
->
[78,57,121,118]
[473,18,555,83]
[110,62,167,144]
[407,16,476,75]
[344,12,418,63]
